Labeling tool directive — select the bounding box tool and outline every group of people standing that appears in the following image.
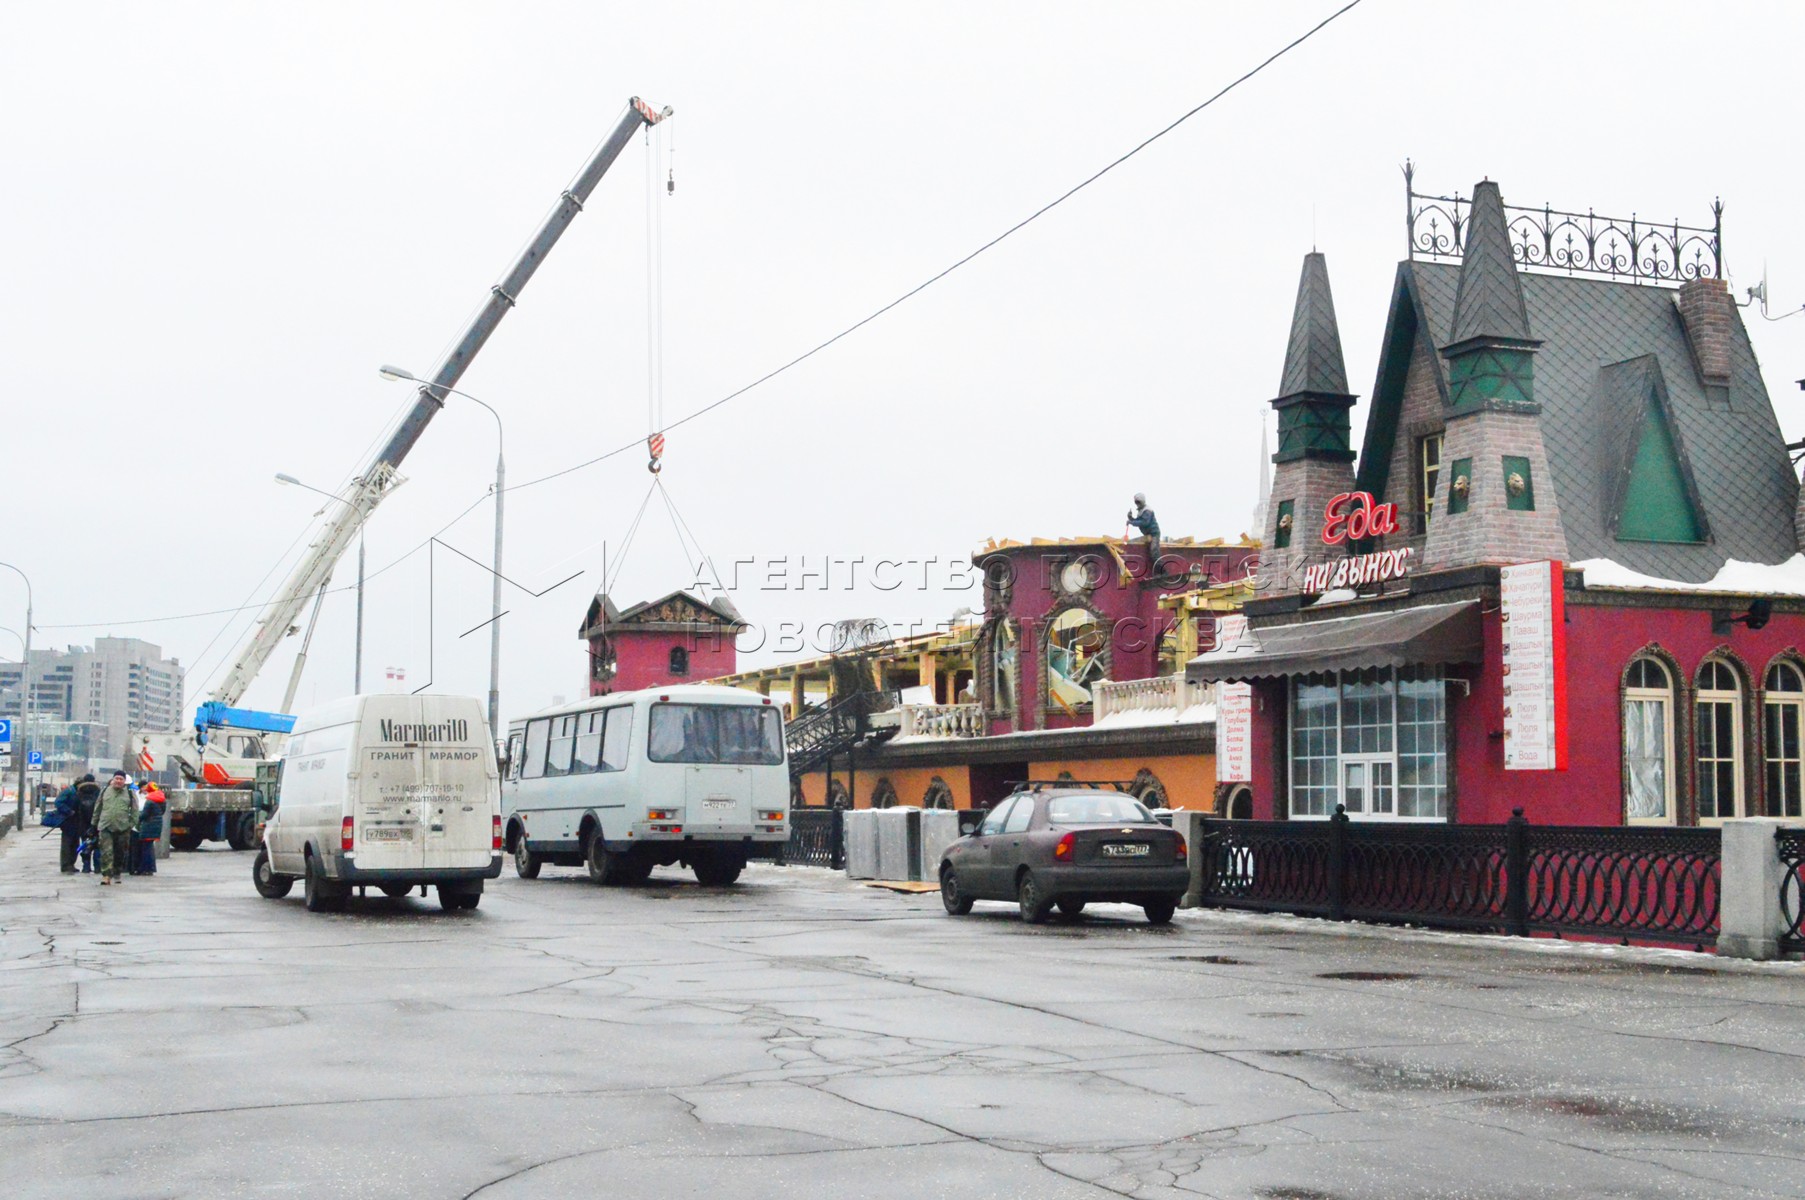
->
[50,771,166,883]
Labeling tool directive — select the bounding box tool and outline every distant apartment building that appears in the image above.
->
[0,637,184,766]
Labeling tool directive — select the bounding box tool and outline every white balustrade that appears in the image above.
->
[1092,675,1210,723]
[898,703,985,739]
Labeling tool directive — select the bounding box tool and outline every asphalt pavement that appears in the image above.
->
[1,827,1802,1199]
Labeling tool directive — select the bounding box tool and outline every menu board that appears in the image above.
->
[1217,682,1253,782]
[1500,561,1568,771]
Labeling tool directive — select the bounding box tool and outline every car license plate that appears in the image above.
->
[366,827,411,842]
[1102,842,1150,857]
[703,798,735,809]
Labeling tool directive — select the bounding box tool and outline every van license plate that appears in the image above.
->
[366,827,411,842]
[703,798,735,809]
[1102,843,1150,857]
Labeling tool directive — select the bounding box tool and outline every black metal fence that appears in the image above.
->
[778,808,844,870]
[1199,807,1721,949]
[1780,828,1805,956]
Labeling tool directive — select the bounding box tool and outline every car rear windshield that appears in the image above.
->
[1045,794,1156,825]
[648,703,784,765]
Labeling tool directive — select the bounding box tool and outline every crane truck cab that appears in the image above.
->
[253,693,502,913]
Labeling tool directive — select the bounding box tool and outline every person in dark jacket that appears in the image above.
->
[74,774,102,874]
[53,781,82,872]
[134,783,166,875]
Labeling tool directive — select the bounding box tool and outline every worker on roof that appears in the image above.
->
[1127,493,1161,567]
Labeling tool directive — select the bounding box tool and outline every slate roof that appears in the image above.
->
[577,588,745,639]
[1446,182,1535,348]
[1277,251,1351,397]
[1359,261,1798,581]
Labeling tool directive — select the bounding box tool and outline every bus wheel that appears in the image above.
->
[693,854,743,887]
[513,835,541,880]
[585,835,619,885]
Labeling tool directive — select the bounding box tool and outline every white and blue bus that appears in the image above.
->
[502,684,789,886]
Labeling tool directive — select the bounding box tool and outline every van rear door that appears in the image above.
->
[358,700,428,872]
[419,702,493,870]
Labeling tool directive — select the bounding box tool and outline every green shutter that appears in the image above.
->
[1448,347,1534,411]
[1618,405,1704,543]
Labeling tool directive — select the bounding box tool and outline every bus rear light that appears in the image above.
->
[647,809,674,821]
[650,823,683,834]
[759,810,785,822]
[492,814,502,851]
[1054,832,1074,861]
[341,816,355,852]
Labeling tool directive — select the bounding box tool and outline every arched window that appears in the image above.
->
[1765,661,1804,818]
[1224,785,1254,820]
[826,778,850,810]
[1695,659,1745,822]
[1045,607,1109,711]
[922,777,954,809]
[1128,767,1169,810]
[870,778,898,809]
[669,645,690,676]
[1623,656,1675,824]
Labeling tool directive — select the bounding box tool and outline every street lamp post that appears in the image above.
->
[274,473,365,694]
[379,366,505,741]
[1,562,34,828]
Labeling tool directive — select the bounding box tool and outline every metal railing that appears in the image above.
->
[1780,828,1805,956]
[779,808,844,870]
[1198,807,1722,948]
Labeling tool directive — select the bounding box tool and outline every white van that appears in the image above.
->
[253,693,502,912]
[503,684,788,886]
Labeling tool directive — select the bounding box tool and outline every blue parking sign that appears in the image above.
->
[0,718,10,744]
[26,749,42,769]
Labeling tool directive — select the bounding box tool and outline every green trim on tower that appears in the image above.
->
[1274,394,1356,462]
[1447,458,1472,515]
[1617,404,1706,543]
[1273,499,1295,548]
[1449,347,1536,412]
[1502,456,1535,511]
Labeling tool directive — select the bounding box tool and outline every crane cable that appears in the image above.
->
[645,117,668,475]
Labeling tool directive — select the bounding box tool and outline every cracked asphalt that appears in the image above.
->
[2,830,1803,1199]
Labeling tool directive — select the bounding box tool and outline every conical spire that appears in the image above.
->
[1448,181,1533,349]
[1277,252,1350,398]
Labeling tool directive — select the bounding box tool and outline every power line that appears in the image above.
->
[503,0,1365,497]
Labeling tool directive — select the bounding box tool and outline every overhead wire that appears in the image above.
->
[501,0,1365,497]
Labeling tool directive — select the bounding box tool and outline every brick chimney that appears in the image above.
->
[1421,180,1569,570]
[1676,277,1734,396]
[1258,252,1357,595]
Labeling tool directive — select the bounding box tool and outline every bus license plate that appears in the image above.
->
[703,798,735,809]
[1102,843,1149,857]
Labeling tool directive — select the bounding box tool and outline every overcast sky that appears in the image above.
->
[5,0,1802,726]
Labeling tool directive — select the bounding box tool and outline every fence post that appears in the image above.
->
[1504,806,1529,937]
[1329,804,1348,921]
[830,806,846,872]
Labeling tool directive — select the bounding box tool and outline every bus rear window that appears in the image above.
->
[647,704,783,765]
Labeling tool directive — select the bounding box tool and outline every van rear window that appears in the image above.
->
[647,704,783,766]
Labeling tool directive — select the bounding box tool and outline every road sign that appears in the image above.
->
[0,718,10,744]
[26,750,43,769]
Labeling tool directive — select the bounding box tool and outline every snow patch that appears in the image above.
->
[1574,554,1805,596]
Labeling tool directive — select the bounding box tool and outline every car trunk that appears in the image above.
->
[1060,824,1179,867]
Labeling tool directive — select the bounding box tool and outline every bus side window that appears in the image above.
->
[506,734,524,781]
[521,720,550,780]
[572,711,604,774]
[601,708,633,772]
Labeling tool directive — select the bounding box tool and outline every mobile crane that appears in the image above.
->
[136,97,671,846]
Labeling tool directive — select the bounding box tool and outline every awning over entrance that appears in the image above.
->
[1187,600,1482,683]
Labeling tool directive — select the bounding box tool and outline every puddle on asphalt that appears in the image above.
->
[1315,970,1420,982]
[1169,954,1247,965]
[1483,1092,1716,1137]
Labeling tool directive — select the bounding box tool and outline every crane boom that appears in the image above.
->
[210,97,669,710]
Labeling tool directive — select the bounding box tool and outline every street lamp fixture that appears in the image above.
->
[379,365,505,741]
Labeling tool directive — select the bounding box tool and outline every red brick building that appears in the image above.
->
[1192,176,1805,828]
[579,590,745,695]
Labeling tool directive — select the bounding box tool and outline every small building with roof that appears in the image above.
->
[1192,172,1805,828]
[579,589,747,695]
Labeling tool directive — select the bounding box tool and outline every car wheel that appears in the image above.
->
[1017,870,1051,924]
[436,885,461,912]
[303,858,346,913]
[252,849,293,899]
[1056,898,1086,917]
[456,891,481,910]
[513,834,542,880]
[584,834,617,884]
[1143,897,1177,926]
[940,867,974,915]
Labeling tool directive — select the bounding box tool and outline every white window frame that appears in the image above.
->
[1765,661,1805,820]
[1623,658,1676,826]
[1695,659,1744,824]
[1287,667,1447,822]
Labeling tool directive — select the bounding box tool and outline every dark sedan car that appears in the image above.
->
[938,788,1189,924]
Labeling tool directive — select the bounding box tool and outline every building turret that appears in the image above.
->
[1422,181,1569,568]
[1258,251,1358,594]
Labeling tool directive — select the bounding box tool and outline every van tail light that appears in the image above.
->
[341,816,354,852]
[1174,833,1188,860]
[492,814,502,851]
[1054,832,1074,861]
